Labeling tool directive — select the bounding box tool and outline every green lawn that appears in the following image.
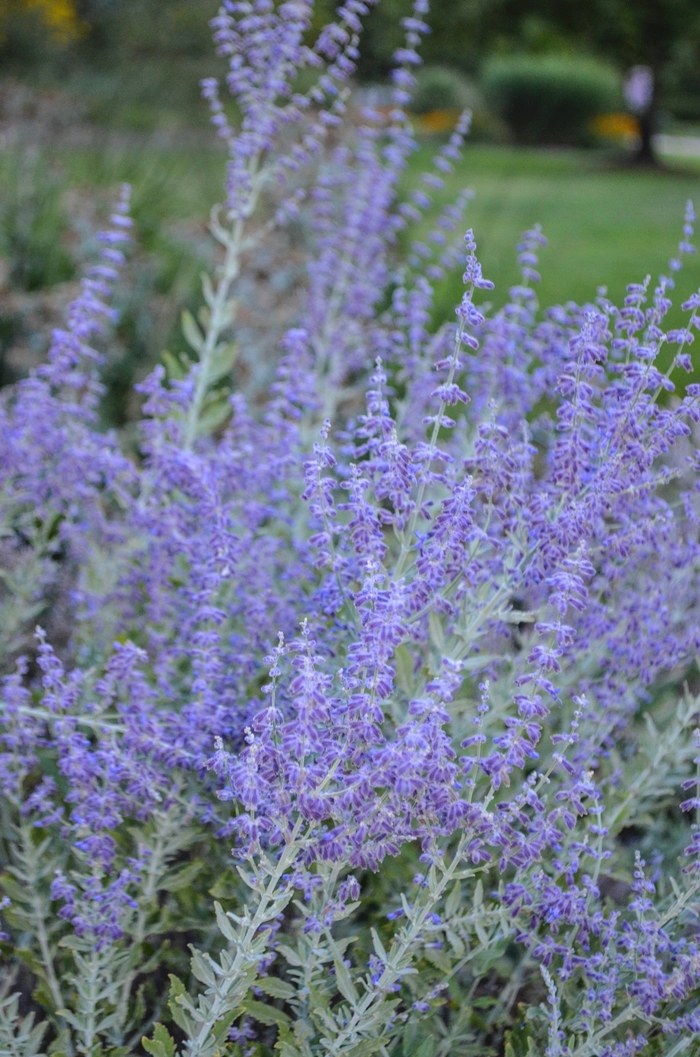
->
[406,145,700,336]
[3,139,700,400]
[18,139,700,316]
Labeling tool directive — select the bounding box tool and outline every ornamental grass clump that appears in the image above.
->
[2,3,700,1056]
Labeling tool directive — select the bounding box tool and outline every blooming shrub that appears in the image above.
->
[2,3,700,1057]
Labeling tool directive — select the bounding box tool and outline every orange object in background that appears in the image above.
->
[0,0,84,41]
[414,108,461,134]
[591,111,641,145]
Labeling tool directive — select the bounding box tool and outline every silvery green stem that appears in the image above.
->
[182,158,263,450]
[76,952,101,1057]
[393,305,469,582]
[184,831,302,1057]
[16,826,71,1052]
[324,837,469,1056]
[113,807,186,1042]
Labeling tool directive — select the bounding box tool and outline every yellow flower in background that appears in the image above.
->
[414,108,461,135]
[0,0,85,41]
[591,112,641,145]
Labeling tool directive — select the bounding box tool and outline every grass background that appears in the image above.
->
[406,145,700,332]
[2,136,700,416]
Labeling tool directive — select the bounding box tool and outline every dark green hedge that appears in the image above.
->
[482,54,621,145]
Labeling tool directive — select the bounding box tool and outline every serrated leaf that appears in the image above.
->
[402,1019,419,1055]
[162,350,187,381]
[501,609,538,624]
[242,999,291,1028]
[46,1025,71,1057]
[189,948,218,988]
[370,928,387,961]
[54,1009,80,1032]
[277,944,303,967]
[181,310,204,354]
[423,947,451,972]
[395,645,416,696]
[201,272,215,308]
[161,860,204,892]
[445,929,465,958]
[168,974,187,999]
[208,878,239,900]
[428,611,445,652]
[256,977,296,1001]
[293,1020,314,1044]
[332,955,358,1006]
[503,1013,542,1057]
[211,1009,239,1045]
[196,396,231,437]
[473,879,483,908]
[445,881,462,918]
[58,934,93,951]
[167,976,194,1034]
[276,1044,303,1057]
[142,1023,177,1057]
[275,1023,295,1048]
[206,342,238,386]
[168,1000,194,1036]
[474,918,489,946]
[0,874,34,903]
[461,654,504,673]
[414,1039,437,1057]
[473,938,509,973]
[345,1037,389,1057]
[214,901,237,942]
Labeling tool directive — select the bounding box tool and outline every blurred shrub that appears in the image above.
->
[482,54,621,146]
[0,0,83,65]
[0,151,74,291]
[664,38,700,122]
[410,65,509,143]
[0,0,83,40]
[410,65,478,115]
[0,0,223,129]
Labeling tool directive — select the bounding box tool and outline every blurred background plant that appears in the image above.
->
[1,3,700,1054]
[1,0,699,430]
[0,0,84,45]
[481,55,622,147]
[2,0,700,141]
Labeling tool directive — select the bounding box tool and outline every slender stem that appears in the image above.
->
[19,828,72,1051]
[572,1004,644,1057]
[113,812,176,1040]
[186,826,303,1057]
[183,156,262,450]
[393,306,469,583]
[324,837,468,1056]
[33,898,65,1017]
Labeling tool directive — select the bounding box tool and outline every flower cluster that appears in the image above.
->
[1,2,700,1056]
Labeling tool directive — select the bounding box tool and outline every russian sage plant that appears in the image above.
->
[2,3,700,1057]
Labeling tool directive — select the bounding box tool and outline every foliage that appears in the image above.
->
[0,0,83,41]
[353,0,700,157]
[474,0,700,159]
[2,2,700,1057]
[482,54,621,146]
[409,65,479,116]
[0,151,75,292]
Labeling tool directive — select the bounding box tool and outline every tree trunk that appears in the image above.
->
[635,107,657,165]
